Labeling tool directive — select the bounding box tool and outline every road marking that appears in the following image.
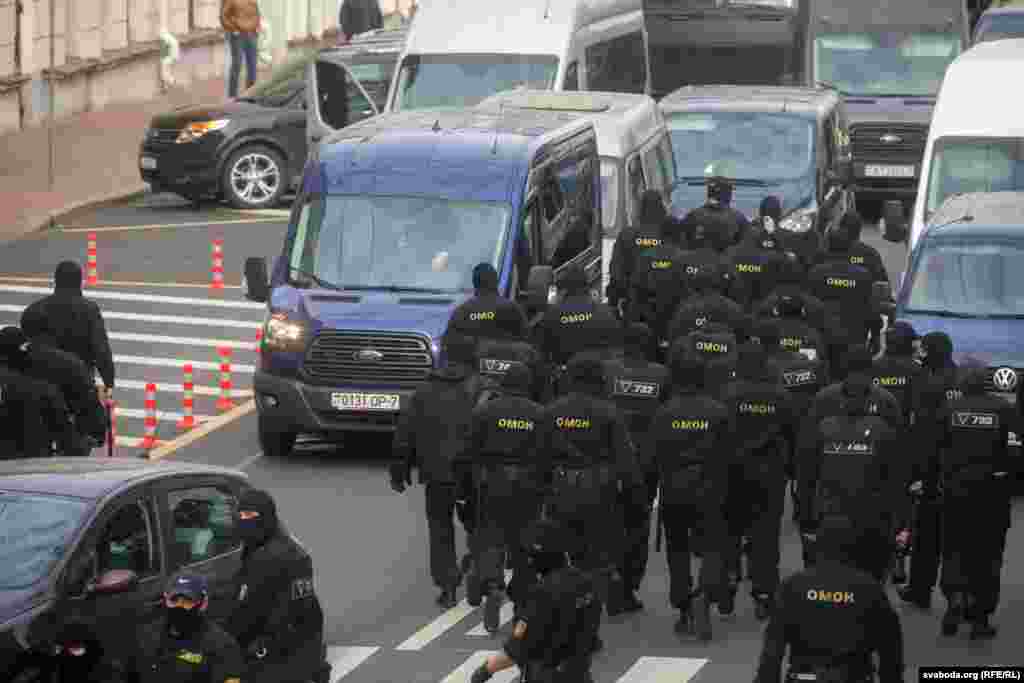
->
[439,652,519,683]
[148,399,256,460]
[466,571,515,636]
[326,646,379,683]
[115,355,256,373]
[615,656,709,682]
[224,207,292,218]
[113,436,169,448]
[235,452,264,470]
[58,217,284,233]
[0,321,260,351]
[106,379,253,398]
[0,285,266,310]
[0,304,262,328]
[115,407,213,422]
[0,277,243,290]
[395,598,478,651]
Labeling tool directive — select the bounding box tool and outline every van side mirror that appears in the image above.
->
[521,265,554,313]
[832,158,853,186]
[87,569,139,595]
[244,257,270,303]
[882,200,908,243]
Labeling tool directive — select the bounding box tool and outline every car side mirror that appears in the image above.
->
[244,257,270,303]
[882,200,908,243]
[522,265,554,313]
[833,158,853,186]
[87,569,139,596]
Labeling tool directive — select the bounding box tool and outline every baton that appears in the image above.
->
[654,483,664,553]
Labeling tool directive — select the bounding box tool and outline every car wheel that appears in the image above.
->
[259,418,296,458]
[222,144,287,210]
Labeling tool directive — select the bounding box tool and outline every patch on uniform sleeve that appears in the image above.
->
[479,358,515,375]
[177,650,204,664]
[612,379,661,397]
[782,369,817,387]
[953,412,998,429]
[291,577,315,600]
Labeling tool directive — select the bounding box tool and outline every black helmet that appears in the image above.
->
[705,161,736,205]
[521,520,569,576]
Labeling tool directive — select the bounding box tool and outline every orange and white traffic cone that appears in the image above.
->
[216,347,235,412]
[210,239,225,290]
[177,364,195,431]
[141,383,158,450]
[86,233,98,286]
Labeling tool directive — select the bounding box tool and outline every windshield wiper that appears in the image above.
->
[288,266,344,291]
[340,285,457,294]
[816,81,847,94]
[675,176,770,187]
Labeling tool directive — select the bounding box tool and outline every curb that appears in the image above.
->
[33,183,150,233]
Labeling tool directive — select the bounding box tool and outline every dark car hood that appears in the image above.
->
[0,586,49,629]
[843,97,936,127]
[148,100,278,129]
[671,177,815,221]
[895,314,1024,368]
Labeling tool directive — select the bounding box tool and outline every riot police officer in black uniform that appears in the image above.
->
[540,356,638,614]
[899,332,960,609]
[649,353,734,640]
[464,364,546,630]
[839,211,889,286]
[929,363,1016,640]
[626,220,690,353]
[476,309,545,401]
[601,323,671,612]
[608,190,672,317]
[719,343,797,620]
[671,324,740,394]
[722,206,787,310]
[470,520,602,683]
[680,172,750,253]
[447,263,528,342]
[802,346,903,433]
[870,321,925,429]
[666,265,747,344]
[754,516,905,683]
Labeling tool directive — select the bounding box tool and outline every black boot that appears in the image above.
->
[969,615,998,640]
[941,593,964,636]
[717,584,737,617]
[898,585,932,610]
[484,587,503,634]
[466,572,483,607]
[436,586,457,609]
[674,604,693,634]
[692,592,712,642]
[753,593,773,621]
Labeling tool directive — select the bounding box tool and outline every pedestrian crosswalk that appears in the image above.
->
[0,282,265,456]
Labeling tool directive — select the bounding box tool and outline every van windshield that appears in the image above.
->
[975,13,1024,44]
[0,492,90,589]
[906,239,1024,318]
[393,54,559,111]
[289,196,511,292]
[925,138,1024,218]
[813,29,960,97]
[667,111,815,183]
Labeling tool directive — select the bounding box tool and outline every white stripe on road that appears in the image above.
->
[466,571,515,636]
[0,320,259,351]
[439,652,519,683]
[116,408,214,422]
[615,656,709,683]
[0,304,262,329]
[326,646,379,683]
[0,285,266,310]
[0,277,243,290]
[395,599,478,651]
[105,379,252,397]
[113,436,168,448]
[115,355,256,373]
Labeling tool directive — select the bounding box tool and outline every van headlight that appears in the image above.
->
[176,119,230,143]
[263,312,307,352]
[780,208,817,234]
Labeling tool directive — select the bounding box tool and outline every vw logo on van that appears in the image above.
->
[880,134,902,144]
[992,367,1018,392]
[354,349,384,362]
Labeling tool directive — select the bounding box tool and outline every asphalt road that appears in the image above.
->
[2,193,1021,681]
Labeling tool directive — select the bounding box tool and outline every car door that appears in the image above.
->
[59,484,166,665]
[277,88,310,188]
[305,56,381,148]
[155,475,248,626]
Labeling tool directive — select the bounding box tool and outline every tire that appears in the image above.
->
[222,144,287,210]
[259,417,296,458]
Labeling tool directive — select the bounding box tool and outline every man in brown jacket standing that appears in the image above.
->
[222,0,262,98]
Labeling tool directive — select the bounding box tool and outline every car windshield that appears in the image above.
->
[392,54,559,111]
[925,138,1024,218]
[0,492,90,589]
[813,29,961,97]
[599,158,620,236]
[288,195,511,292]
[667,111,815,182]
[239,48,317,104]
[906,239,1024,318]
[975,13,1024,43]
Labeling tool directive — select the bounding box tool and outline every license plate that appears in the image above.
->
[140,156,157,170]
[864,164,914,178]
[331,392,400,411]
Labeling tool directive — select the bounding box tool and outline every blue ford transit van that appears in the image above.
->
[243,107,602,457]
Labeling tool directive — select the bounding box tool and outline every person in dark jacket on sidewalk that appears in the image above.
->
[447,263,528,342]
[23,260,115,401]
[391,332,499,608]
[226,488,329,683]
[339,0,383,43]
[0,329,74,458]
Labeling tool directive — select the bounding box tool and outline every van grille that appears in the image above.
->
[850,123,928,159]
[146,128,180,145]
[303,331,433,385]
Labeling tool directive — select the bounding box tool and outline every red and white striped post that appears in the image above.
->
[141,383,158,450]
[86,233,98,286]
[216,347,235,412]
[177,364,195,431]
[210,239,225,290]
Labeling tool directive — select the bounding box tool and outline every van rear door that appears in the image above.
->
[305,56,381,147]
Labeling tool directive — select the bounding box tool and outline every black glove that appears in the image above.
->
[470,663,493,683]
[389,463,410,493]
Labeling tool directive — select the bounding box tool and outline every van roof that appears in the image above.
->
[931,39,1024,138]
[476,90,664,158]
[313,107,594,202]
[659,85,839,118]
[319,27,407,62]
[927,192,1024,238]
[404,0,643,55]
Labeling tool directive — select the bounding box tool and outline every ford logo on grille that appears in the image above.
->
[354,349,384,362]
[992,367,1018,392]
[880,134,902,144]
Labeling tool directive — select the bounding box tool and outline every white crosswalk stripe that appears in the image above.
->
[105,378,253,397]
[326,647,380,683]
[616,656,709,682]
[0,304,263,329]
[0,320,258,351]
[396,599,478,651]
[439,651,519,683]
[0,284,266,309]
[114,355,257,373]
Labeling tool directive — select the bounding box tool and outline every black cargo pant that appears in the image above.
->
[940,483,1011,617]
[618,450,657,594]
[661,466,727,609]
[472,470,540,603]
[906,492,943,595]
[425,477,477,590]
[725,446,787,597]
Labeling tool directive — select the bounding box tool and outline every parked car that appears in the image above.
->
[138,30,404,209]
[0,458,329,683]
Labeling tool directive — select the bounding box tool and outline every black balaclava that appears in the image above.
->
[776,293,805,318]
[624,322,652,361]
[19,306,52,341]
[55,260,83,292]
[237,489,279,549]
[164,574,208,638]
[884,322,917,357]
[472,263,499,295]
[816,515,861,565]
[443,332,477,367]
[827,223,852,254]
[638,189,668,229]
[500,363,533,397]
[522,520,569,577]
[840,372,873,416]
[557,264,589,296]
[758,195,783,238]
[842,345,874,378]
[737,342,767,381]
[566,356,604,396]
[776,252,805,287]
[840,210,864,243]
[755,319,782,350]
[0,326,30,370]
[707,177,733,207]
[920,332,955,371]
